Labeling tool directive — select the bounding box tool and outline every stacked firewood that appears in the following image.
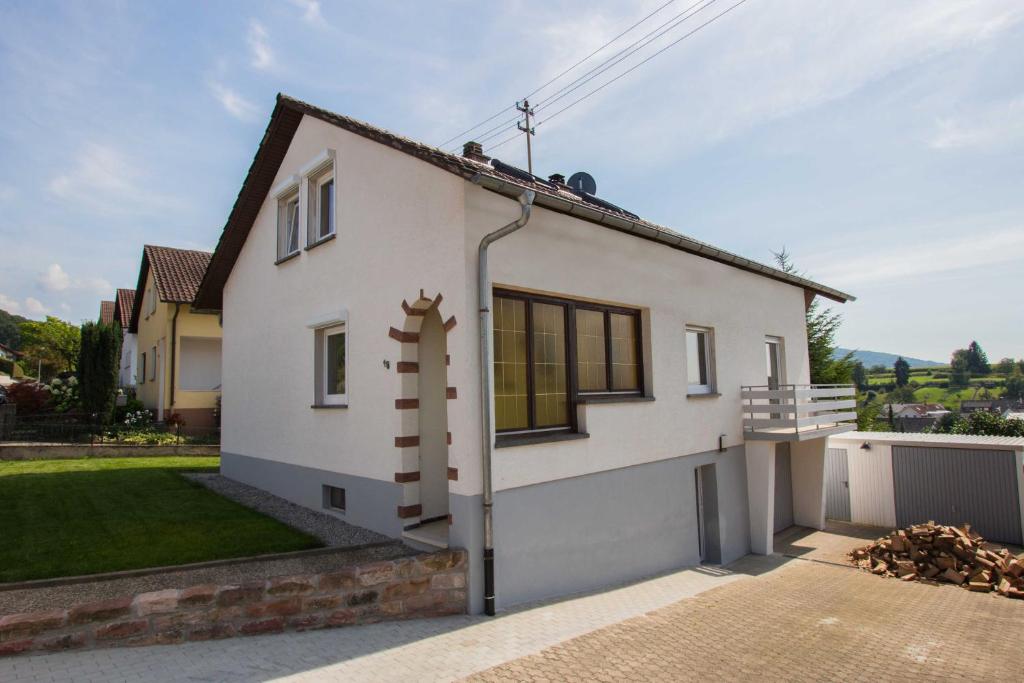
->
[850,522,1024,598]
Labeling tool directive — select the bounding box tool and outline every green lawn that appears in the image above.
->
[0,457,321,583]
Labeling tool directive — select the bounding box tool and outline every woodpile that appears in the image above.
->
[850,522,1024,598]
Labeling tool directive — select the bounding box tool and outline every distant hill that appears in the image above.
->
[834,348,943,369]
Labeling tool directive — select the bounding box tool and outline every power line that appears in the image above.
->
[533,0,717,112]
[437,0,684,148]
[535,0,749,130]
[522,0,680,101]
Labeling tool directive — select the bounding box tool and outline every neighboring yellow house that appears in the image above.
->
[128,245,222,432]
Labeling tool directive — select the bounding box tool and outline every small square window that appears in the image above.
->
[323,485,345,511]
[686,327,715,395]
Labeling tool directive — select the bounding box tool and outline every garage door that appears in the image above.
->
[774,443,794,533]
[892,446,1022,545]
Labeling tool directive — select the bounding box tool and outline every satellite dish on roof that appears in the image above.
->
[567,171,597,195]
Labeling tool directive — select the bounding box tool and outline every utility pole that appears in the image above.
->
[516,99,535,175]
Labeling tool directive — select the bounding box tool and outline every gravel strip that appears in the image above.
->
[0,544,416,615]
[182,473,391,547]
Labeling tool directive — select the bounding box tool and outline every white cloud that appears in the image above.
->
[209,82,259,121]
[37,263,112,295]
[288,0,325,26]
[0,293,22,315]
[24,298,48,317]
[248,20,275,70]
[811,228,1024,288]
[927,96,1024,150]
[38,263,71,291]
[48,142,179,215]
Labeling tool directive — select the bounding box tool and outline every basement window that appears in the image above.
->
[323,485,346,512]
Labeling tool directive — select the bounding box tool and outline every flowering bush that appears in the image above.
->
[123,409,153,430]
[48,376,79,413]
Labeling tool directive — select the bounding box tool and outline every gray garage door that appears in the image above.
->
[825,447,851,522]
[892,446,1022,545]
[774,443,794,532]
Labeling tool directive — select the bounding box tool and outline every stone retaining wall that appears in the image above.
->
[0,549,466,657]
[0,444,220,460]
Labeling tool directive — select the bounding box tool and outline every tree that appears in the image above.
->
[932,411,1024,437]
[1006,372,1024,401]
[851,362,868,391]
[949,349,970,389]
[18,316,81,377]
[889,385,916,403]
[78,321,122,423]
[772,249,854,385]
[965,340,990,375]
[0,308,29,350]
[996,357,1016,376]
[894,357,910,387]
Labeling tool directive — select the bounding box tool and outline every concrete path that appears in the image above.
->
[0,556,779,682]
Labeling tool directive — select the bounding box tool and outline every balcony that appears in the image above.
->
[741,384,857,441]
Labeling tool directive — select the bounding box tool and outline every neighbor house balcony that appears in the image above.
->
[741,384,857,441]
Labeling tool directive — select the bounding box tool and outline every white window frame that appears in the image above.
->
[272,174,301,261]
[301,149,336,246]
[139,352,146,384]
[686,325,716,395]
[307,309,348,407]
[149,346,157,381]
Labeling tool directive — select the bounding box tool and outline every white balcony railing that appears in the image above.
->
[741,384,857,441]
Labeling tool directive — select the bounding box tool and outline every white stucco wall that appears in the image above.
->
[221,113,813,500]
[119,332,137,388]
[464,185,811,492]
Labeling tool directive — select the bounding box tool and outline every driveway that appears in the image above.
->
[3,525,1022,681]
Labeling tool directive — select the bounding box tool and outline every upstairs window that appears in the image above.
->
[301,149,336,246]
[273,174,301,262]
[493,290,643,435]
[686,326,715,395]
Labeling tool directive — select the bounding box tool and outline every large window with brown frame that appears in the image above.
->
[492,289,643,435]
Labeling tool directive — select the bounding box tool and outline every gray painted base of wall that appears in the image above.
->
[490,445,750,610]
[221,452,405,538]
[222,445,752,614]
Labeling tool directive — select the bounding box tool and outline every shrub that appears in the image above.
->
[48,376,79,412]
[6,382,50,414]
[123,409,153,430]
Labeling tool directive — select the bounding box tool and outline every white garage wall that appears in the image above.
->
[179,337,222,391]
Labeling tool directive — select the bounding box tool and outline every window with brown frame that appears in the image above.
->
[493,289,643,435]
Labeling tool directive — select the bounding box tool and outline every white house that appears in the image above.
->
[112,288,137,388]
[194,95,857,614]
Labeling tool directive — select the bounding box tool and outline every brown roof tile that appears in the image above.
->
[99,300,115,325]
[114,288,135,329]
[145,245,212,303]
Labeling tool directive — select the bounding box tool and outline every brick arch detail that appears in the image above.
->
[388,291,458,523]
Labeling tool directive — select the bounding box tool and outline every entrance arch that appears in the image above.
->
[417,305,449,522]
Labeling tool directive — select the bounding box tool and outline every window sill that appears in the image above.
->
[576,394,654,405]
[495,431,589,449]
[687,392,721,399]
[311,403,348,410]
[305,233,336,251]
[275,251,300,266]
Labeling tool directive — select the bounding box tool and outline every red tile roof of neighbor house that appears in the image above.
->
[98,300,115,325]
[114,288,135,329]
[193,94,855,311]
[128,245,212,332]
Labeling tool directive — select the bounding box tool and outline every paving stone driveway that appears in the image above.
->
[471,558,1024,681]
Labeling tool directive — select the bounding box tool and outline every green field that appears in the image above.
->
[0,457,321,582]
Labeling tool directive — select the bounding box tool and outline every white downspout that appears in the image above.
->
[476,183,535,616]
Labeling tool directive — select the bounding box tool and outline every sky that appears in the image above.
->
[0,0,1022,363]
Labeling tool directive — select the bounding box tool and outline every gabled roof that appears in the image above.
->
[193,93,855,310]
[99,300,115,325]
[113,288,135,330]
[129,245,212,332]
